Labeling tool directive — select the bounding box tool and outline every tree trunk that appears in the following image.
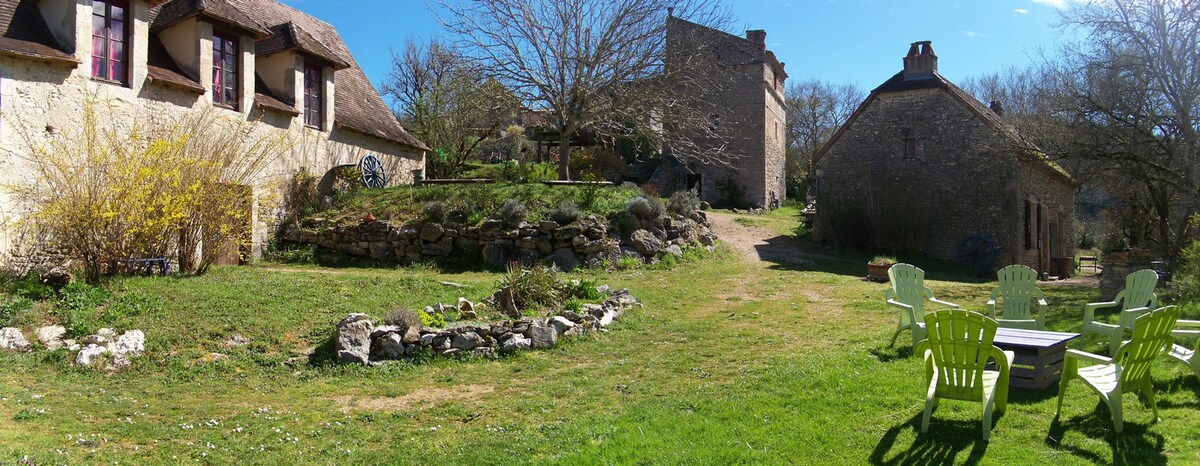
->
[558,137,571,180]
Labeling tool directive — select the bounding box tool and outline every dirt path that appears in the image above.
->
[706,211,819,266]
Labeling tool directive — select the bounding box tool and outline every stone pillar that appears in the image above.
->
[1099,249,1156,301]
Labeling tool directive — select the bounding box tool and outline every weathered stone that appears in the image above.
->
[663,244,684,259]
[538,220,560,233]
[419,223,445,242]
[75,344,109,365]
[338,313,372,327]
[81,334,109,346]
[223,333,249,348]
[629,229,662,256]
[96,328,117,340]
[196,352,229,365]
[0,327,31,351]
[548,249,581,271]
[559,310,584,323]
[335,318,374,365]
[399,226,420,239]
[371,333,406,361]
[571,235,586,247]
[432,335,452,350]
[35,325,66,351]
[547,316,576,336]
[113,330,145,357]
[526,319,558,349]
[370,325,404,339]
[554,225,583,240]
[451,332,484,350]
[581,240,607,255]
[500,333,532,353]
[471,347,496,357]
[402,327,422,344]
[419,333,435,346]
[63,339,79,351]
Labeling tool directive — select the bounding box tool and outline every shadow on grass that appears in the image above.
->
[1046,405,1168,465]
[869,413,990,465]
[868,343,913,363]
[751,233,996,284]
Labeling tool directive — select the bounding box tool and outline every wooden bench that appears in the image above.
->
[1078,255,1100,272]
[110,258,171,276]
[991,327,1081,389]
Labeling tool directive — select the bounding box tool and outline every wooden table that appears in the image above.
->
[991,327,1081,390]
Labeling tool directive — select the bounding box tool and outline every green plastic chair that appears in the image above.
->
[914,309,1012,441]
[886,263,960,349]
[987,265,1048,330]
[1166,319,1200,380]
[1083,269,1159,355]
[1056,306,1179,433]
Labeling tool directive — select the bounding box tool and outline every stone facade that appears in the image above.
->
[659,15,787,209]
[813,42,1077,275]
[0,0,426,267]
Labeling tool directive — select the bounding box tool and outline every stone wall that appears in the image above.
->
[1099,249,1158,301]
[285,210,716,269]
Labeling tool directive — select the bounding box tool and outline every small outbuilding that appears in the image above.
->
[812,41,1077,276]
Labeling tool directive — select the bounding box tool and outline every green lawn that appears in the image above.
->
[2,214,1198,464]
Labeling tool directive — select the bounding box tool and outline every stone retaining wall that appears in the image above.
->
[1099,249,1157,301]
[285,210,716,269]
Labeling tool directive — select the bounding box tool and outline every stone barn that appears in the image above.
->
[658,13,787,209]
[0,0,427,266]
[812,41,1077,276]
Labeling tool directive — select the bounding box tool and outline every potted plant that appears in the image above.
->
[867,255,898,282]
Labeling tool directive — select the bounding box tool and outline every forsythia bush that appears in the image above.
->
[7,98,288,282]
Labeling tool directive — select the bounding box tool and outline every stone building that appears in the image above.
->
[659,14,787,209]
[0,0,427,265]
[813,42,1077,276]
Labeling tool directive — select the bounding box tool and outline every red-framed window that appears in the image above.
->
[303,62,323,129]
[91,0,128,84]
[212,32,239,109]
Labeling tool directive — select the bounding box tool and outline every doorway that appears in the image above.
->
[686,173,702,198]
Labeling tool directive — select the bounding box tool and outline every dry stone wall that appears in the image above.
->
[285,210,716,269]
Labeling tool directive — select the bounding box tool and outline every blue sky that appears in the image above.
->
[281,0,1076,94]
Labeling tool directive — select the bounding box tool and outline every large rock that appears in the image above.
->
[0,327,30,351]
[420,223,445,242]
[547,316,576,337]
[371,333,406,361]
[548,249,581,271]
[526,319,558,349]
[451,331,484,350]
[36,325,66,350]
[629,229,662,256]
[500,333,532,353]
[335,315,374,365]
[75,344,109,365]
[663,244,684,259]
[113,330,145,357]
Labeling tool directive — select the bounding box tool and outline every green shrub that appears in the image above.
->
[423,201,448,223]
[497,263,562,311]
[1169,239,1200,304]
[418,309,446,328]
[495,199,528,228]
[668,189,701,216]
[564,278,603,301]
[625,195,664,220]
[56,282,112,337]
[0,296,32,327]
[548,201,582,225]
[384,309,422,330]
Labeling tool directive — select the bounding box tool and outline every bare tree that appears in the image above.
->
[435,0,732,180]
[383,38,520,179]
[1039,0,1200,266]
[785,80,863,199]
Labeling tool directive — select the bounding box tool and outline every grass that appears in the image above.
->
[2,212,1199,464]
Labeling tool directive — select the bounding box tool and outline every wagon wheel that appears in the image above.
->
[956,235,996,276]
[359,154,388,189]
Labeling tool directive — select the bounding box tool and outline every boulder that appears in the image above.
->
[548,249,581,271]
[420,223,445,242]
[371,333,406,361]
[451,331,484,350]
[629,229,662,256]
[547,316,576,337]
[0,327,30,351]
[335,317,374,365]
[36,325,66,351]
[431,335,452,351]
[500,333,532,353]
[538,220,560,233]
[526,319,559,349]
[75,344,109,365]
[402,327,422,345]
[370,325,405,339]
[419,333,435,346]
[663,244,684,259]
[113,330,145,357]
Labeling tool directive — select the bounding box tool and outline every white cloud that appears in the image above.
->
[1031,0,1073,9]
[962,30,985,38]
[1014,8,1031,14]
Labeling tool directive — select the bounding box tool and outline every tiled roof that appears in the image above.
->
[255,22,348,70]
[0,0,77,64]
[151,0,271,38]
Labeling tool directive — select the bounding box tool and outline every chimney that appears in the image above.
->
[990,100,1005,117]
[902,41,937,80]
[667,7,674,17]
[746,30,766,51]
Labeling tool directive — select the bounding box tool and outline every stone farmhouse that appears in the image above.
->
[658,13,787,209]
[0,0,427,264]
[813,42,1077,276]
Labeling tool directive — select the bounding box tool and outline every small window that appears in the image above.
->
[1024,200,1032,250]
[902,137,917,159]
[303,62,323,129]
[212,33,239,109]
[91,0,129,85]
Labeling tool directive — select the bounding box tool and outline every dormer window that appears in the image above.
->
[303,62,322,129]
[91,0,129,85]
[212,32,239,109]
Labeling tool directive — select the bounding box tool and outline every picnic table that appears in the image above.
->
[109,258,171,276]
[990,327,1081,389]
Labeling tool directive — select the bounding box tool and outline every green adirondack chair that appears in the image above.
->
[914,309,1012,441]
[1056,306,1179,433]
[987,265,1048,330]
[1166,319,1200,380]
[1083,269,1159,355]
[886,263,960,349]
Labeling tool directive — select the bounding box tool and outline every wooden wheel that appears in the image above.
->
[956,235,996,276]
[359,154,387,189]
